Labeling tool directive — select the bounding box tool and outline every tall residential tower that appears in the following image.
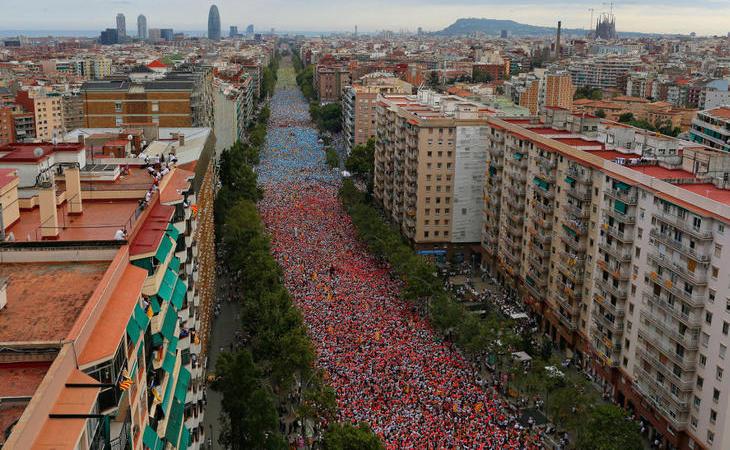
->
[116,13,126,39]
[137,14,148,40]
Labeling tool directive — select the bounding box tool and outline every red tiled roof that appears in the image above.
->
[129,200,175,257]
[147,59,167,69]
[0,168,18,189]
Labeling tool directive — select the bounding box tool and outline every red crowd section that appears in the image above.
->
[260,184,541,449]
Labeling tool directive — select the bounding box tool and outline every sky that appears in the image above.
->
[2,0,730,35]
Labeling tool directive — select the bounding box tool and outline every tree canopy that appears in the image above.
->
[323,423,385,450]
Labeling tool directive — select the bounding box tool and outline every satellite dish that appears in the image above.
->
[33,147,44,158]
[127,134,133,141]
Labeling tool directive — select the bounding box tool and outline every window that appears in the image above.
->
[114,101,122,112]
[151,101,159,112]
[707,431,714,445]
[697,376,704,390]
[710,409,717,424]
[713,388,720,403]
[712,267,719,279]
[694,395,701,408]
[715,244,722,258]
[719,224,725,234]
[721,344,727,360]
[706,311,713,325]
[717,367,723,381]
[700,354,707,367]
[724,321,729,336]
[424,231,429,238]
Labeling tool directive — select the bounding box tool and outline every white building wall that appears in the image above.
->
[452,126,489,243]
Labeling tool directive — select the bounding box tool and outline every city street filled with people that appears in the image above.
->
[256,57,541,449]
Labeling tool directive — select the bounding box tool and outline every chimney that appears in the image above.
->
[65,166,83,214]
[178,133,185,147]
[39,180,59,239]
[0,278,7,311]
[556,21,562,59]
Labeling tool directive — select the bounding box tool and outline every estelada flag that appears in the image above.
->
[118,370,133,391]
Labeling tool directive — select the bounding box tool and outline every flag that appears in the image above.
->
[151,386,162,403]
[118,370,133,391]
[146,305,154,318]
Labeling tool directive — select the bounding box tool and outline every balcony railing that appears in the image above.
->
[565,185,592,202]
[648,252,708,286]
[598,241,632,262]
[652,213,713,240]
[642,293,703,329]
[602,224,633,243]
[594,277,628,299]
[639,314,701,363]
[604,208,636,224]
[634,349,695,392]
[605,188,638,204]
[649,229,711,263]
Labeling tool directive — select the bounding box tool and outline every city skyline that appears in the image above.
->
[1,0,729,36]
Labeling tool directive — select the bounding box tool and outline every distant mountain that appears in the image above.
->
[436,18,657,38]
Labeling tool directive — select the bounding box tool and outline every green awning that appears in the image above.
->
[526,276,535,287]
[565,176,575,185]
[132,257,154,276]
[533,177,549,191]
[158,269,178,302]
[143,425,161,450]
[161,372,176,412]
[170,279,187,310]
[164,397,185,446]
[167,336,179,357]
[562,224,577,236]
[168,257,181,274]
[149,296,161,314]
[166,224,180,241]
[133,303,150,333]
[174,367,190,402]
[489,166,497,176]
[126,318,140,343]
[161,304,178,340]
[513,152,524,160]
[613,181,630,192]
[152,333,164,348]
[154,236,174,263]
[614,200,627,214]
[162,349,176,374]
[178,427,190,450]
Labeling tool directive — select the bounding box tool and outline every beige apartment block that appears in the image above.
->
[480,106,730,450]
[374,92,490,255]
[342,74,412,152]
[33,93,65,141]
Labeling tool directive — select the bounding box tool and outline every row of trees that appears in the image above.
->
[213,82,383,449]
[261,56,280,99]
[339,155,645,448]
[618,112,682,137]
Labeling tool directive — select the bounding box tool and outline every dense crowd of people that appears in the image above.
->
[255,67,542,449]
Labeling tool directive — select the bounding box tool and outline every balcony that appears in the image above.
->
[639,314,700,362]
[563,203,590,219]
[566,166,592,184]
[642,293,703,330]
[556,253,585,282]
[596,259,631,281]
[565,185,592,202]
[525,279,546,300]
[652,213,713,241]
[534,153,557,171]
[605,188,638,205]
[648,252,708,286]
[563,218,588,236]
[534,200,554,216]
[488,146,504,158]
[594,313,624,334]
[555,289,579,312]
[633,379,689,430]
[634,350,695,392]
[602,224,633,243]
[598,241,632,262]
[649,229,711,263]
[560,233,587,253]
[557,280,582,300]
[604,208,636,224]
[594,277,628,299]
[554,308,578,332]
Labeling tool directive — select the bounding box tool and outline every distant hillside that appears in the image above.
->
[436,18,656,38]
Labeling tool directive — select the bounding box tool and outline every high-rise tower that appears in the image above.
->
[137,14,147,40]
[207,5,221,41]
[116,13,126,39]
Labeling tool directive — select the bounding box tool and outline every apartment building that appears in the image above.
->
[0,127,217,450]
[213,74,255,156]
[33,93,65,140]
[481,107,730,450]
[373,91,490,256]
[342,73,412,152]
[81,67,214,128]
[690,107,730,152]
[544,73,575,111]
[505,70,574,115]
[62,91,85,131]
[568,57,642,89]
[315,56,351,103]
[0,107,13,145]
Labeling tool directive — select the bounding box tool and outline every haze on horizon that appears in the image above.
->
[1,0,728,36]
